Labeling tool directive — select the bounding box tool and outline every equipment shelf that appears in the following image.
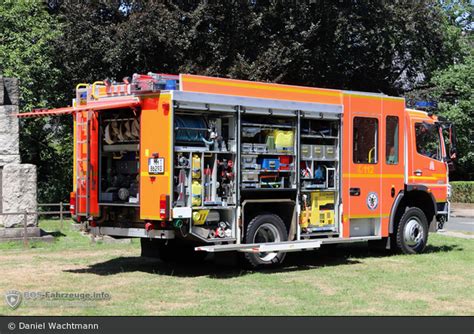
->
[300,158,338,162]
[301,189,337,192]
[300,232,339,238]
[242,169,293,173]
[241,187,297,191]
[99,202,140,207]
[241,152,295,156]
[191,206,236,210]
[174,148,236,154]
[301,134,338,139]
[241,122,294,129]
[103,144,139,152]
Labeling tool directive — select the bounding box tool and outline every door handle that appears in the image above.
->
[414,169,423,176]
[350,188,360,196]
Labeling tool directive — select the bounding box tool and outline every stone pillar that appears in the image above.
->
[0,75,39,239]
[1,164,37,227]
[0,77,21,165]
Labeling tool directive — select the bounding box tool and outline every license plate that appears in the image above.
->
[148,157,164,174]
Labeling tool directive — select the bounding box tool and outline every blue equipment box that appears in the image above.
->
[259,158,280,170]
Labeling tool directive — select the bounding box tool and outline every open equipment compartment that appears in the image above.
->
[97,107,141,226]
[299,116,341,237]
[172,105,238,243]
[240,114,297,192]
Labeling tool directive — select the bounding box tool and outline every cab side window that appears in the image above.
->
[415,122,441,160]
[353,117,378,164]
[386,116,399,164]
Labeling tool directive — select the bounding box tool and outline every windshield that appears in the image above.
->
[415,122,443,161]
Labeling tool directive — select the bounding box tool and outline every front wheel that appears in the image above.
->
[243,214,287,268]
[395,207,429,254]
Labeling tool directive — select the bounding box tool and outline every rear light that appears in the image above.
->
[160,194,170,220]
[162,102,170,115]
[69,192,76,215]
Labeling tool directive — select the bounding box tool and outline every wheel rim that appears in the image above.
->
[404,218,424,247]
[253,223,281,262]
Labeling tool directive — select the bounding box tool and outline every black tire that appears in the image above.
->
[141,238,207,263]
[395,207,429,254]
[243,214,287,268]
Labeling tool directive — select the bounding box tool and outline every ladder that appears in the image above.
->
[75,110,91,217]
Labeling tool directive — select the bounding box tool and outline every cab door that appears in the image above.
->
[380,99,406,237]
[342,94,383,238]
[407,112,448,203]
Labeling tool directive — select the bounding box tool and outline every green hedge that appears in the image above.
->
[450,182,474,203]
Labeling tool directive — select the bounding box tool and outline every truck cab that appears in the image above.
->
[405,109,451,227]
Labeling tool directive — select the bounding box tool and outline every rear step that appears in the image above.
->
[195,236,382,253]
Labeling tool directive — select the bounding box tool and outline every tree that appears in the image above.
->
[0,1,71,204]
[51,0,465,95]
[2,0,471,203]
[431,51,474,179]
[404,0,473,179]
[178,0,465,95]
[50,0,184,90]
[0,1,61,110]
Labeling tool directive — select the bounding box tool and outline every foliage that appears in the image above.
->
[50,0,465,95]
[178,0,465,94]
[404,0,473,179]
[0,1,72,203]
[432,51,474,179]
[49,0,184,93]
[1,0,472,204]
[0,1,61,110]
[450,181,474,203]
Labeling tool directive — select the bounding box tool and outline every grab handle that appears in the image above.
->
[350,188,360,196]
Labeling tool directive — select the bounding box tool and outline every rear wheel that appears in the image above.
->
[395,207,429,254]
[243,214,287,268]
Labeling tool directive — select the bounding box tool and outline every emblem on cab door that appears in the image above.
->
[366,192,378,210]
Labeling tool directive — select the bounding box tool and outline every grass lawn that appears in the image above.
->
[0,219,473,316]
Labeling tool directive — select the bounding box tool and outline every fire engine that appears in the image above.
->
[18,73,457,267]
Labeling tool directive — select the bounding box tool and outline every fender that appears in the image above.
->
[388,185,438,234]
[242,199,296,240]
[389,191,405,234]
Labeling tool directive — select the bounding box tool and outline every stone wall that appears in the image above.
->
[0,75,38,232]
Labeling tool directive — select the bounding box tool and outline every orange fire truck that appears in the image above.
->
[18,73,456,267]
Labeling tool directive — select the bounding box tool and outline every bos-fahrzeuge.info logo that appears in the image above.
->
[5,290,111,310]
[5,290,22,309]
